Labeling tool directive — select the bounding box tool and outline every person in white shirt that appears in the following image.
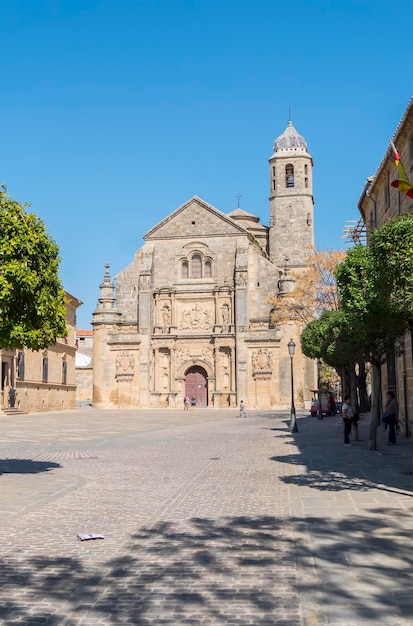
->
[239,400,246,418]
[342,395,354,446]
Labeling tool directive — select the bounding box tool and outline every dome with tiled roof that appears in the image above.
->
[273,120,307,153]
[227,208,260,224]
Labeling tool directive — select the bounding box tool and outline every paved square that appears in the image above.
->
[0,408,412,625]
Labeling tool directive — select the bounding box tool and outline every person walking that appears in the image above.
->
[183,395,190,411]
[342,395,354,446]
[239,400,247,418]
[383,390,398,445]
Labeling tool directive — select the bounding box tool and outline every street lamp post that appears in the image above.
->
[288,339,298,433]
[317,359,323,420]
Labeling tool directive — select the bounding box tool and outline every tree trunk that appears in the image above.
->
[342,365,351,399]
[369,363,382,451]
[350,366,359,441]
[410,322,413,476]
[357,361,370,412]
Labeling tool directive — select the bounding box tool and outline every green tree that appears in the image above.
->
[0,186,67,350]
[301,308,363,398]
[370,214,413,320]
[335,244,407,449]
[369,213,413,447]
[370,213,413,354]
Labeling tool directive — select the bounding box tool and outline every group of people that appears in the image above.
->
[342,391,398,447]
[182,392,400,445]
[182,395,247,418]
[183,396,197,411]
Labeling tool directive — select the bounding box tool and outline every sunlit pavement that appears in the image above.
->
[0,407,412,625]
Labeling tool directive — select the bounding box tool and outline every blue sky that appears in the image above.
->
[1,0,412,329]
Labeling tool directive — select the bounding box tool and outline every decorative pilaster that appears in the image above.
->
[235,242,249,401]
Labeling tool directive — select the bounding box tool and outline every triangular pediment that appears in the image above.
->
[144,196,249,241]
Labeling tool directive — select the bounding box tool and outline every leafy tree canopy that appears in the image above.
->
[301,309,364,370]
[0,186,67,350]
[369,213,413,324]
[335,243,407,367]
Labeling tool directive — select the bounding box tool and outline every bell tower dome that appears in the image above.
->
[269,120,314,268]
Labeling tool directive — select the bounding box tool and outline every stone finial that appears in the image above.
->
[96,263,116,310]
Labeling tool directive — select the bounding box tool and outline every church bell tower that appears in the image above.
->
[269,121,314,269]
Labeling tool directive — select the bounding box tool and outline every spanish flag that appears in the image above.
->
[390,140,413,199]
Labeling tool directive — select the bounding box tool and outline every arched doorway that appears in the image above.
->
[185,366,208,407]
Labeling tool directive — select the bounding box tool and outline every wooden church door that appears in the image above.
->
[185,366,208,407]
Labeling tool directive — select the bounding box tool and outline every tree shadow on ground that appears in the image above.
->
[276,465,413,496]
[0,459,61,475]
[1,512,413,625]
[271,414,413,496]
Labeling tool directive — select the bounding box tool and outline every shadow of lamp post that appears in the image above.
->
[317,359,323,420]
[288,339,298,433]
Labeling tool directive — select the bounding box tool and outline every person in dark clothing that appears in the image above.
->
[383,391,398,445]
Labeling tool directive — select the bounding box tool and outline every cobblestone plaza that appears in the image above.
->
[0,409,412,625]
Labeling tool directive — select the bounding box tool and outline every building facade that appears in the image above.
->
[358,97,413,436]
[75,329,93,406]
[93,122,317,409]
[0,292,81,414]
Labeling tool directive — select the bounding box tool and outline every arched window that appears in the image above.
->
[181,253,213,280]
[62,359,67,385]
[285,164,294,188]
[17,351,25,379]
[42,353,48,383]
[191,255,202,278]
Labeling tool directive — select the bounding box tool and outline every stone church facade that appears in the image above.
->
[93,121,317,409]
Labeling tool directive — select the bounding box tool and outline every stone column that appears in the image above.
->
[138,274,151,405]
[230,346,236,394]
[234,242,249,403]
[214,347,220,392]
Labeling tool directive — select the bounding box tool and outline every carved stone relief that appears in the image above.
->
[115,351,135,382]
[252,348,273,371]
[116,351,135,373]
[250,319,268,330]
[162,304,171,325]
[178,303,213,331]
[221,303,230,324]
[139,275,151,291]
[235,272,247,287]
[175,344,213,366]
[236,244,249,270]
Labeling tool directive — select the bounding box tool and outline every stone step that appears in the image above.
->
[0,407,28,416]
